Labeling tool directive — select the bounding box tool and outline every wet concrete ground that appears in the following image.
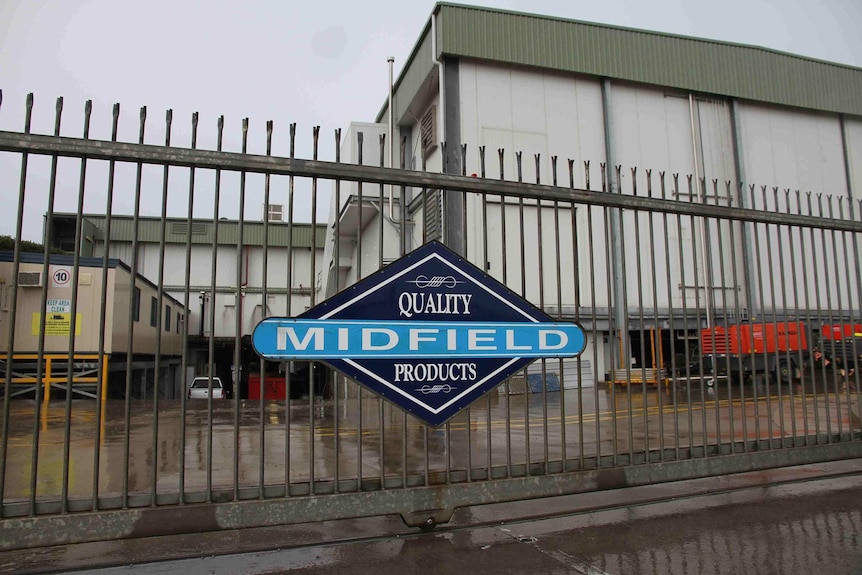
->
[4,459,862,574]
[2,380,860,504]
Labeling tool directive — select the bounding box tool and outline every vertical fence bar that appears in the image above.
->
[179,110,198,502]
[849,198,862,420]
[729,184,750,453]
[0,89,16,516]
[672,175,694,457]
[309,126,320,494]
[462,144,474,482]
[442,140,452,484]
[826,197,847,438]
[400,137,409,488]
[552,156,566,469]
[811,194,835,440]
[688,176,707,457]
[233,118,249,500]
[775,189,796,442]
[587,162,603,466]
[835,200,857,433]
[535,154,549,470]
[645,171,665,460]
[515,152,530,474]
[630,169,648,459]
[284,123,296,493]
[711,183,732,450]
[333,128,342,492]
[839,200,862,425]
[646,177,658,456]
[377,134,386,488]
[26,95,55,515]
[62,100,92,511]
[761,187,780,449]
[498,148,512,478]
[702,182,722,451]
[696,180,721,457]
[618,167,635,462]
[823,194,845,438]
[568,160,584,470]
[684,178,709,457]
[787,191,811,444]
[357,132,364,489]
[93,103,121,509]
[259,120,273,497]
[0,98,3,491]
[21,94,43,516]
[746,185,766,446]
[802,192,825,442]
[660,173,681,460]
[122,105,146,509]
[206,116,224,500]
[601,164,618,466]
[700,179,721,453]
[150,108,172,504]
[480,147,493,479]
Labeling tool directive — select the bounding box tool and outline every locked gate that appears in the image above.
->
[1,92,861,550]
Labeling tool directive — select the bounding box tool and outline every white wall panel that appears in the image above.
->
[610,86,696,185]
[696,98,736,184]
[736,104,858,314]
[458,62,608,309]
[738,104,847,196]
[846,117,862,199]
[459,62,605,182]
[612,86,691,314]
[610,85,742,315]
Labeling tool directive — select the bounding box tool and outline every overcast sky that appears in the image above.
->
[1,0,861,241]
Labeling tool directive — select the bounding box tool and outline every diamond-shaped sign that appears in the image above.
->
[252,241,586,427]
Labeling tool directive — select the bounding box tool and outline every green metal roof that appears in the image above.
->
[382,3,862,122]
[61,214,326,249]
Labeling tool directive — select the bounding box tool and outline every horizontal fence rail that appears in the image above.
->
[0,93,861,550]
[3,131,862,232]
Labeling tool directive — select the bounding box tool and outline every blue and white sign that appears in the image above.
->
[253,241,586,427]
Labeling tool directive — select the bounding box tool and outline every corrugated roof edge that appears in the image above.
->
[0,251,185,309]
[51,214,327,249]
[0,251,122,270]
[375,2,862,121]
[374,6,436,124]
[436,2,862,72]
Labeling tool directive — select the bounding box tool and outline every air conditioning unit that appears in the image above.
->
[17,271,42,287]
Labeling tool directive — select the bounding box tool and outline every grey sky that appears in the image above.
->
[1,0,861,241]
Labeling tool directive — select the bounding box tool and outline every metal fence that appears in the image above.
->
[1,92,862,550]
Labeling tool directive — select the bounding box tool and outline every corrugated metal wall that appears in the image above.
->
[87,215,325,247]
[433,3,862,117]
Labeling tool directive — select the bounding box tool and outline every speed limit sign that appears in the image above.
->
[52,268,72,288]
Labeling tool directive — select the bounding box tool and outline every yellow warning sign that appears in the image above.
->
[31,313,82,336]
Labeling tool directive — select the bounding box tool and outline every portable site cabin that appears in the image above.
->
[0,252,185,399]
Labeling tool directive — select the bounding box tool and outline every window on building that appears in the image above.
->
[265,203,283,222]
[165,305,171,332]
[150,296,158,327]
[177,313,183,334]
[133,287,141,322]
